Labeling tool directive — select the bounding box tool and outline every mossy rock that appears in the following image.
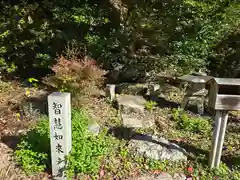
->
[115,83,148,95]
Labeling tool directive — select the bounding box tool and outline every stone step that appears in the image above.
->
[121,113,143,128]
[117,94,147,113]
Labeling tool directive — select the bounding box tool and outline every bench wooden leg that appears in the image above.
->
[209,111,229,168]
[209,111,222,168]
[214,111,228,167]
[197,98,204,115]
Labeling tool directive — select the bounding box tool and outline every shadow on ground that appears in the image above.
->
[144,95,179,109]
[1,136,21,150]
[108,126,240,169]
[145,93,213,117]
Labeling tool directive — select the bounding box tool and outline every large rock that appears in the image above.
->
[129,134,187,161]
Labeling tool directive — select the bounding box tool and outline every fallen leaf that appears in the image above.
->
[100,169,104,177]
[187,167,194,173]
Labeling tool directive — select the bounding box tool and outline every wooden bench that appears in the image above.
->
[208,78,240,168]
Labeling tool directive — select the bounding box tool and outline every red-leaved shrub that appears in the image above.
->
[44,55,106,97]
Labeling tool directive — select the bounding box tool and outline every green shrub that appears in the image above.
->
[1,0,239,77]
[145,100,157,112]
[66,110,111,177]
[15,119,50,175]
[171,108,212,135]
[15,109,113,178]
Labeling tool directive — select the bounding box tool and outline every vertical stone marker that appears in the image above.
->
[48,92,72,180]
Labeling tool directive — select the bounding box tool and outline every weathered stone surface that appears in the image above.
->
[148,84,160,94]
[129,134,187,161]
[48,92,71,179]
[106,84,116,101]
[116,83,149,95]
[105,82,162,101]
[121,113,143,128]
[121,112,155,128]
[117,94,146,113]
[132,173,186,180]
[117,94,155,128]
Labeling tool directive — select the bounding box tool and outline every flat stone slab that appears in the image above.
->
[129,134,187,161]
[117,94,147,113]
[117,95,154,128]
[121,113,155,128]
[178,75,213,83]
[121,113,143,128]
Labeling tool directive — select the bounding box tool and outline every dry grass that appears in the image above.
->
[0,80,13,93]
[230,111,240,119]
[0,82,53,180]
[0,143,26,180]
[82,96,119,126]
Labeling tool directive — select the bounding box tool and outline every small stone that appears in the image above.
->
[148,84,160,93]
[18,129,25,134]
[106,84,116,101]
[88,123,100,135]
[99,169,105,177]
[116,94,154,128]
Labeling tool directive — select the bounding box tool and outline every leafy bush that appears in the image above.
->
[1,0,239,77]
[171,108,212,135]
[15,109,113,178]
[44,54,106,95]
[0,0,112,74]
[15,119,50,175]
[170,1,240,75]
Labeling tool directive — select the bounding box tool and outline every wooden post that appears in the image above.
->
[48,92,72,180]
[214,111,228,167]
[207,77,240,168]
[209,110,229,168]
[209,111,222,168]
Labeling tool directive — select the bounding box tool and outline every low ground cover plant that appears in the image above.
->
[15,109,115,178]
[172,108,212,135]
